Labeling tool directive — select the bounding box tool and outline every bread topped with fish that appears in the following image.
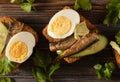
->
[42,6,108,63]
[0,16,38,75]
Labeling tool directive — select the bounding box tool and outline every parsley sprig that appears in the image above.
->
[93,62,116,80]
[74,0,120,26]
[115,31,120,45]
[32,50,60,82]
[0,78,13,82]
[10,0,35,12]
[0,56,16,75]
[74,0,92,11]
[103,0,120,26]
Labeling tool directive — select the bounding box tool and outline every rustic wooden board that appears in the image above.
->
[0,0,120,82]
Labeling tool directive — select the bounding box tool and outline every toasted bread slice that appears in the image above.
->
[63,7,99,63]
[64,57,80,63]
[42,25,63,42]
[0,16,38,71]
[42,6,99,63]
[113,49,120,68]
[42,6,99,43]
[0,16,38,42]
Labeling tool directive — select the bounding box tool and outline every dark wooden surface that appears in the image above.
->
[1,0,120,82]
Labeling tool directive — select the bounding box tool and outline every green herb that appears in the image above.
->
[115,31,120,45]
[56,50,63,55]
[94,62,116,80]
[103,0,120,26]
[104,62,116,79]
[0,78,13,82]
[0,56,16,75]
[10,0,35,12]
[32,50,60,82]
[93,64,103,79]
[21,2,32,13]
[48,63,60,80]
[74,0,92,10]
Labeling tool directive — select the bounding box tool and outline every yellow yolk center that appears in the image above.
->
[49,16,72,37]
[9,41,28,62]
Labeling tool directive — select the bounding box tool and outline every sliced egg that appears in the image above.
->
[47,9,80,39]
[5,31,35,63]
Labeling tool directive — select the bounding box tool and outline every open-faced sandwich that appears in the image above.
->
[42,6,108,63]
[110,31,120,68]
[0,16,38,75]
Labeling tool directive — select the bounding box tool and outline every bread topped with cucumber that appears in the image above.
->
[42,6,108,63]
[0,16,38,75]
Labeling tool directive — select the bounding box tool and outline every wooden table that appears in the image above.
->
[0,0,120,82]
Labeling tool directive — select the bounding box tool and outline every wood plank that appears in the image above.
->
[0,0,120,82]
[0,0,108,24]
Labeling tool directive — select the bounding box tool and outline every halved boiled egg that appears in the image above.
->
[5,31,35,63]
[47,9,80,39]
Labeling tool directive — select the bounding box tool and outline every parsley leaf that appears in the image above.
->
[104,62,116,80]
[0,78,13,82]
[103,0,120,26]
[93,64,103,79]
[10,0,35,12]
[32,50,60,82]
[115,31,120,44]
[48,63,60,81]
[27,0,34,3]
[94,62,116,80]
[32,67,47,82]
[74,0,92,10]
[32,50,51,70]
[0,56,16,75]
[21,3,32,13]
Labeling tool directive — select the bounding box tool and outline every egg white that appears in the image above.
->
[5,31,35,63]
[47,9,80,39]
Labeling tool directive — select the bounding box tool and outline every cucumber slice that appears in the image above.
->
[71,34,108,57]
[0,22,8,54]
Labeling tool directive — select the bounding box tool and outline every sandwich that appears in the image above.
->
[42,6,108,63]
[110,31,120,68]
[0,16,38,75]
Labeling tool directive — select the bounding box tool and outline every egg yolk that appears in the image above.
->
[9,41,28,62]
[49,16,72,37]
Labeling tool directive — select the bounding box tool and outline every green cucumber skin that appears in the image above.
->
[0,22,8,54]
[71,35,108,57]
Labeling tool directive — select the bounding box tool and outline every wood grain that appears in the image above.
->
[0,0,120,82]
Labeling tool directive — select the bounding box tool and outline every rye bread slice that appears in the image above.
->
[113,49,120,68]
[0,16,38,72]
[42,6,99,63]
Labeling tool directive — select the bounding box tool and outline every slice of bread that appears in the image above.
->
[0,16,38,71]
[64,57,80,63]
[0,16,38,42]
[42,6,99,63]
[113,49,120,68]
[42,7,99,43]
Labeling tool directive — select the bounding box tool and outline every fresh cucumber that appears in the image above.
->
[71,34,108,57]
[0,22,8,54]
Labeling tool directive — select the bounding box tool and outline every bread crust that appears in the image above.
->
[42,8,99,43]
[113,49,120,68]
[0,16,38,42]
[0,16,38,71]
[42,6,99,63]
[64,57,80,63]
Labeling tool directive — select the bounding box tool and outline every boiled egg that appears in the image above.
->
[47,9,80,39]
[5,31,35,63]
